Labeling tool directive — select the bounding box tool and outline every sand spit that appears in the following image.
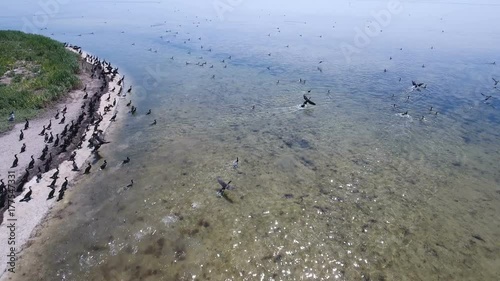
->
[0,45,125,279]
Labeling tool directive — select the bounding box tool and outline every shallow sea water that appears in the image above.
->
[1,0,500,280]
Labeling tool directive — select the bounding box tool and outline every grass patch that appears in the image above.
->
[0,30,81,132]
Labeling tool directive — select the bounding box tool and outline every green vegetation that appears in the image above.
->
[0,30,81,132]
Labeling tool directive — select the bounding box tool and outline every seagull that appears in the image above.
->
[301,95,316,108]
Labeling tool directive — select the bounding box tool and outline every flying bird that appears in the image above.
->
[301,95,316,108]
[216,177,235,196]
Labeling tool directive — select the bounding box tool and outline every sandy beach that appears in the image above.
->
[0,46,124,279]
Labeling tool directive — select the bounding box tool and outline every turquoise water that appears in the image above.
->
[1,0,500,280]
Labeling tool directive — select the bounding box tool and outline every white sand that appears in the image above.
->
[0,47,123,279]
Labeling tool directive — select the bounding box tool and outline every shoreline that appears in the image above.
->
[0,45,125,279]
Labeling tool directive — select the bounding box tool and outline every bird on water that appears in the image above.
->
[100,160,107,170]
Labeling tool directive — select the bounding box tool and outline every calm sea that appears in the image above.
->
[1,0,499,280]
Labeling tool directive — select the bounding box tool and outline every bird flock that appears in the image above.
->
[0,44,137,208]
[6,9,498,208]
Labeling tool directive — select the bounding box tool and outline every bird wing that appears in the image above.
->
[217,177,227,188]
[417,83,425,87]
[412,81,417,86]
[307,100,316,105]
[225,183,236,190]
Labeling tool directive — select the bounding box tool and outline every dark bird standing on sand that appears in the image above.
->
[50,168,60,179]
[100,160,107,170]
[47,177,57,188]
[46,119,52,130]
[11,154,19,168]
[36,167,42,183]
[216,177,235,196]
[19,130,24,141]
[84,163,91,174]
[19,187,32,202]
[57,190,65,201]
[28,155,35,169]
[69,151,76,161]
[146,109,151,115]
[150,119,157,126]
[39,125,46,136]
[47,187,55,200]
[72,160,79,171]
[20,143,26,153]
[61,177,68,191]
[301,95,316,108]
[24,119,29,130]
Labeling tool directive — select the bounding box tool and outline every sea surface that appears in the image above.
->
[1,0,500,280]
